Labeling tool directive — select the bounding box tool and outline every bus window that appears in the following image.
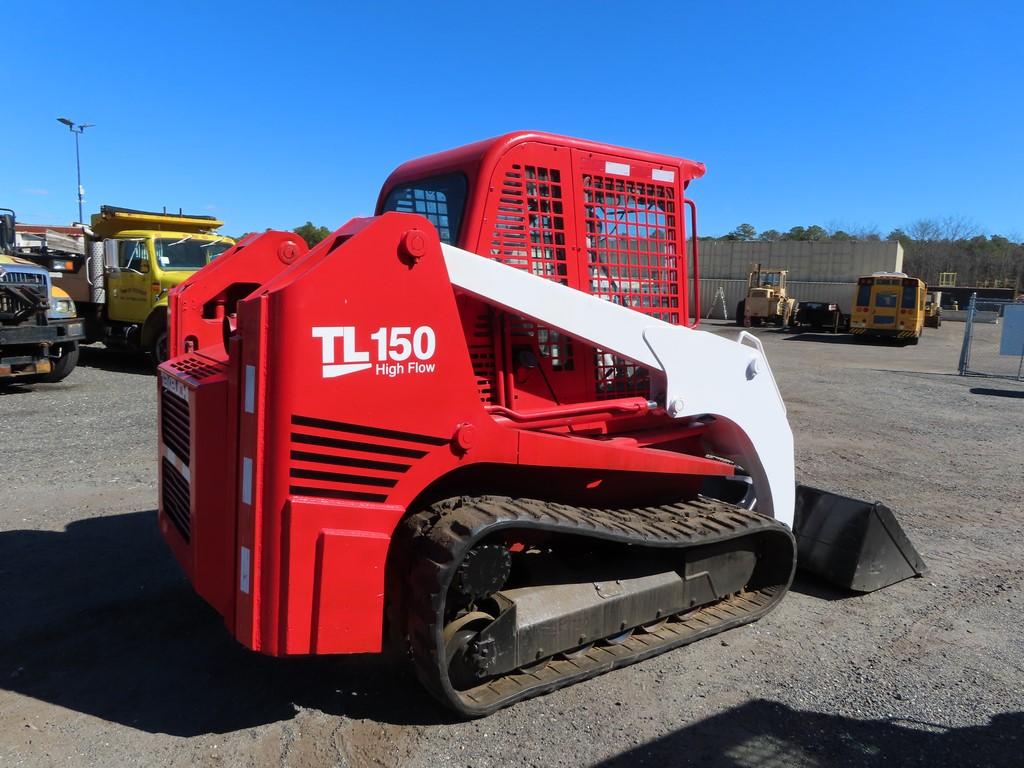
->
[902,285,917,309]
[857,284,871,307]
[875,292,898,308]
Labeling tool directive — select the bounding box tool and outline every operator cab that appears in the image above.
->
[377,131,705,411]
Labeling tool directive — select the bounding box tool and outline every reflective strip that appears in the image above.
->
[244,364,255,414]
[163,444,191,483]
[239,546,251,594]
[604,161,630,176]
[241,457,253,505]
[652,168,675,183]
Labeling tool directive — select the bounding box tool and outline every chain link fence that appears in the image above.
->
[957,293,1024,381]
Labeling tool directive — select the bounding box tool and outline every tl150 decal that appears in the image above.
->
[312,326,437,378]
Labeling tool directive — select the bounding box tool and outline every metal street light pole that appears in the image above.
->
[57,117,95,224]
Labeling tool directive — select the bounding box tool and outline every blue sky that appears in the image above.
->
[4,1,1022,239]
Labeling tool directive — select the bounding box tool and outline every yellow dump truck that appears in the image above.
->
[37,206,234,362]
[0,208,85,384]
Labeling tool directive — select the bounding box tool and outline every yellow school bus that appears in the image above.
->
[849,272,926,344]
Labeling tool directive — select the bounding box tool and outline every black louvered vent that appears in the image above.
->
[161,387,190,466]
[162,458,191,542]
[288,415,448,503]
[467,308,498,403]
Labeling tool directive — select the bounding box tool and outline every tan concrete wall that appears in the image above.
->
[691,241,903,282]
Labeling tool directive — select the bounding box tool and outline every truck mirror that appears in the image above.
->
[104,239,118,270]
[0,213,14,251]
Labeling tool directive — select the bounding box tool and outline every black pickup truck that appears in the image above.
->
[792,301,850,333]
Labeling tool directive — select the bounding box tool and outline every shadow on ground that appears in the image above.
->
[592,699,1022,768]
[0,382,35,396]
[970,386,1024,399]
[788,573,854,602]
[79,344,154,375]
[783,332,858,345]
[0,510,443,736]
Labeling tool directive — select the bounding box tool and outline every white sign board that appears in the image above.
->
[1000,304,1024,356]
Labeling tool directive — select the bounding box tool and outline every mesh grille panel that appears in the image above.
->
[486,164,573,375]
[583,174,680,398]
[167,356,223,380]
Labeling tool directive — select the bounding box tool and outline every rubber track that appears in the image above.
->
[400,495,796,717]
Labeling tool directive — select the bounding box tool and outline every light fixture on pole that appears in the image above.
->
[57,117,95,224]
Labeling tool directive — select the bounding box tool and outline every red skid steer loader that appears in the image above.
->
[156,132,924,716]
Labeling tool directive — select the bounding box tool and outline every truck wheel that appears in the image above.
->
[38,342,79,383]
[150,329,169,365]
[143,309,170,365]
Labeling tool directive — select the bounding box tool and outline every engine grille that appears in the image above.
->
[0,275,47,319]
[167,356,223,380]
[0,271,46,285]
[161,458,191,542]
[160,387,191,466]
[288,414,447,503]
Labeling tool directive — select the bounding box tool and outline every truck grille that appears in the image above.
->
[161,458,191,542]
[0,273,46,319]
[0,271,46,285]
[160,387,191,466]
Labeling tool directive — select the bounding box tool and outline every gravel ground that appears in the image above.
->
[1,321,1022,768]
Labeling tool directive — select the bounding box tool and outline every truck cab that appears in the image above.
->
[54,206,233,362]
[0,208,85,383]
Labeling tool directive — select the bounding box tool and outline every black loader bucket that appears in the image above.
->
[793,485,927,592]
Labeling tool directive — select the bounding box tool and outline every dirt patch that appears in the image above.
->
[2,327,1022,767]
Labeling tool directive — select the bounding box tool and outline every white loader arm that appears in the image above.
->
[442,244,795,529]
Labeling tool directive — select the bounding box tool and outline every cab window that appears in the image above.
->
[118,239,148,270]
[380,173,467,244]
[875,292,898,308]
[154,237,230,270]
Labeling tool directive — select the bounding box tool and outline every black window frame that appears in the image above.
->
[379,172,468,245]
[856,284,871,307]
[875,292,898,308]
[118,238,149,271]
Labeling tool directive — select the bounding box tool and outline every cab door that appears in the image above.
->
[106,238,153,324]
[872,282,900,330]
